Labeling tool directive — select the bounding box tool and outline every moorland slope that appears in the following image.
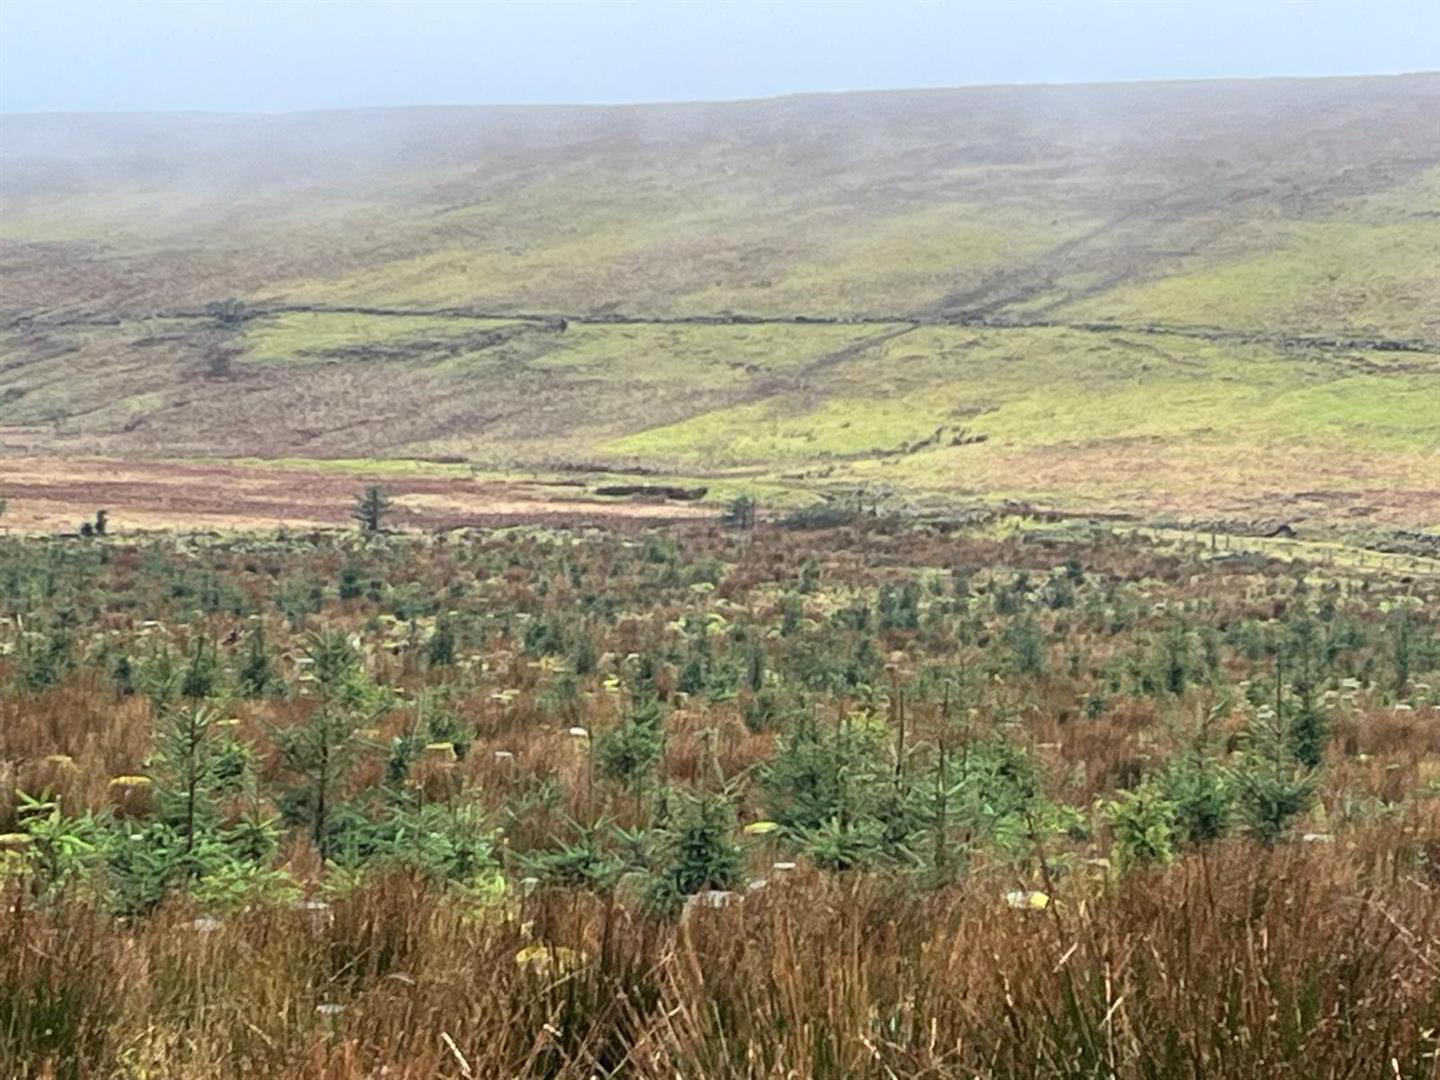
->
[2,74,1438,526]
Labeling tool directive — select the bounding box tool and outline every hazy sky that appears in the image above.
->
[2,0,1436,113]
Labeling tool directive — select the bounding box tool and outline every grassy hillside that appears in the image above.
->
[4,75,1438,328]
[3,311,1436,527]
[2,75,1437,526]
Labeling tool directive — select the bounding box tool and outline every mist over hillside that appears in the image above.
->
[1,74,1437,528]
[4,74,1438,330]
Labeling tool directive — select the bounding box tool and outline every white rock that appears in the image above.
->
[296,899,333,929]
[685,890,737,913]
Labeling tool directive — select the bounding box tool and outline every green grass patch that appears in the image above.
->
[524,323,892,381]
[1065,220,1440,337]
[243,311,501,364]
[607,326,1440,469]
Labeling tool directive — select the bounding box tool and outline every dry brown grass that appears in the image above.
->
[4,832,1438,1079]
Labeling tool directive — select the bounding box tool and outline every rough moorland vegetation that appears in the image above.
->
[4,77,1438,332]
[2,511,1437,1077]
[3,76,1437,528]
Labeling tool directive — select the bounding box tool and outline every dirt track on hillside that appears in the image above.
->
[0,458,711,533]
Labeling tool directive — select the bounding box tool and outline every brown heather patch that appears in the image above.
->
[0,457,711,534]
